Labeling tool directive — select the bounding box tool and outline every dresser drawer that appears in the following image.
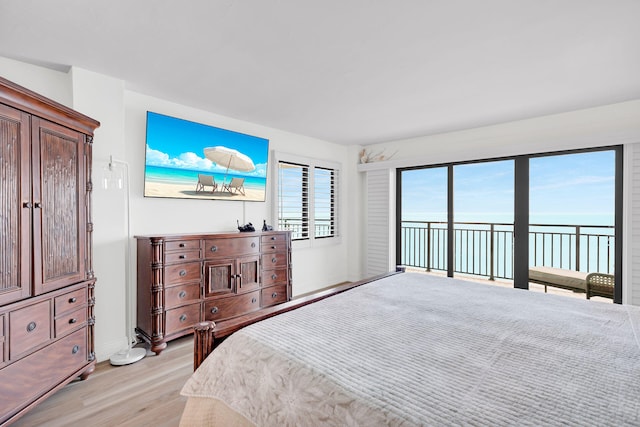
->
[261,233,287,245]
[55,307,87,338]
[165,250,200,264]
[205,236,259,258]
[261,253,288,269]
[165,262,201,285]
[261,284,288,307]
[10,300,51,360]
[55,287,87,315]
[165,240,200,252]
[0,328,87,422]
[165,303,200,336]
[261,241,287,253]
[204,290,261,322]
[165,283,200,309]
[262,268,288,286]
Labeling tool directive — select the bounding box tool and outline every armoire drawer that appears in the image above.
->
[9,300,51,360]
[165,303,200,336]
[165,283,200,309]
[165,262,201,285]
[55,307,87,338]
[204,290,261,322]
[54,287,87,315]
[0,328,87,423]
[0,314,4,364]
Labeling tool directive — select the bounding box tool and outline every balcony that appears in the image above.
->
[279,218,334,239]
[400,221,614,289]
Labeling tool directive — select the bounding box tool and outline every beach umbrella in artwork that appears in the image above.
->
[204,146,255,184]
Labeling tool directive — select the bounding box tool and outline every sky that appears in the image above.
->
[401,150,616,227]
[144,111,269,177]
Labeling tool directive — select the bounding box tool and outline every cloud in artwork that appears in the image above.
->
[146,145,267,177]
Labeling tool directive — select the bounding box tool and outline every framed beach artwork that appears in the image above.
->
[144,111,269,202]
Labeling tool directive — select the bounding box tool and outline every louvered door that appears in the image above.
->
[32,118,86,295]
[0,104,31,305]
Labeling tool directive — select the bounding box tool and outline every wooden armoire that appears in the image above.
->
[0,77,99,425]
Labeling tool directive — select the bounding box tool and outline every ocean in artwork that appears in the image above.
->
[144,165,267,189]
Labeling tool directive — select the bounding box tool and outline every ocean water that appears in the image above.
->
[145,165,267,189]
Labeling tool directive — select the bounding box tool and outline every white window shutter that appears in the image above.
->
[365,169,394,277]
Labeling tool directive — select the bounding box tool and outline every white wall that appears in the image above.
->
[1,57,357,362]
[124,91,354,297]
[0,56,72,106]
[357,101,640,305]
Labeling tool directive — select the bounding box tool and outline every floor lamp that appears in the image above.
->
[103,156,147,365]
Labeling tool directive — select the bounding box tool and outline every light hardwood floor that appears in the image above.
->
[12,336,193,427]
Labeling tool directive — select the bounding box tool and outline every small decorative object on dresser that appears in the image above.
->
[135,231,292,355]
[0,77,99,425]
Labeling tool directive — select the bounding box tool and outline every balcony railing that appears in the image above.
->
[279,218,334,239]
[400,221,614,280]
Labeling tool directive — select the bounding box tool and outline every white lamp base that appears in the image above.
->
[109,347,147,366]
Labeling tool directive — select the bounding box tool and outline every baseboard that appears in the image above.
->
[95,336,129,363]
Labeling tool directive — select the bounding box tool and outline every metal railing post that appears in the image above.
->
[575,226,581,272]
[426,222,431,272]
[489,223,495,281]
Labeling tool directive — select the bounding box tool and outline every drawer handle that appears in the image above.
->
[179,314,188,322]
[26,321,37,332]
[210,307,218,314]
[271,236,277,240]
[72,345,80,355]
[178,291,187,298]
[251,297,257,304]
[69,318,77,324]
[69,297,77,303]
[179,255,186,259]
[179,243,185,247]
[179,270,187,277]
[271,274,277,280]
[272,257,277,263]
[271,292,278,299]
[251,242,256,248]
[210,245,218,252]
[271,245,277,249]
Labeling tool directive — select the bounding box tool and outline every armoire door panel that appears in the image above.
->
[32,118,86,295]
[0,104,31,305]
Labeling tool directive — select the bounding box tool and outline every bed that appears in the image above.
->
[180,271,640,426]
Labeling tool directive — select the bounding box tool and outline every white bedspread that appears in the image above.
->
[181,273,640,426]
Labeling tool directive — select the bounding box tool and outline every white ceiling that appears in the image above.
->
[1,0,639,145]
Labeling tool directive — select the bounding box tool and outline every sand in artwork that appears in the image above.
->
[145,181,266,201]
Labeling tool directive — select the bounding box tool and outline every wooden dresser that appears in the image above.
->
[136,231,291,354]
[0,77,99,425]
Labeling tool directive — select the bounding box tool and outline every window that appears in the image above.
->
[276,155,339,242]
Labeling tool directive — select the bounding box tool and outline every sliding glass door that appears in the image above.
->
[529,150,617,300]
[453,160,514,280]
[399,167,448,273]
[397,146,622,303]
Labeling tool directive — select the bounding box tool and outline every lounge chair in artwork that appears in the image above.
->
[195,174,217,193]
[223,177,246,195]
